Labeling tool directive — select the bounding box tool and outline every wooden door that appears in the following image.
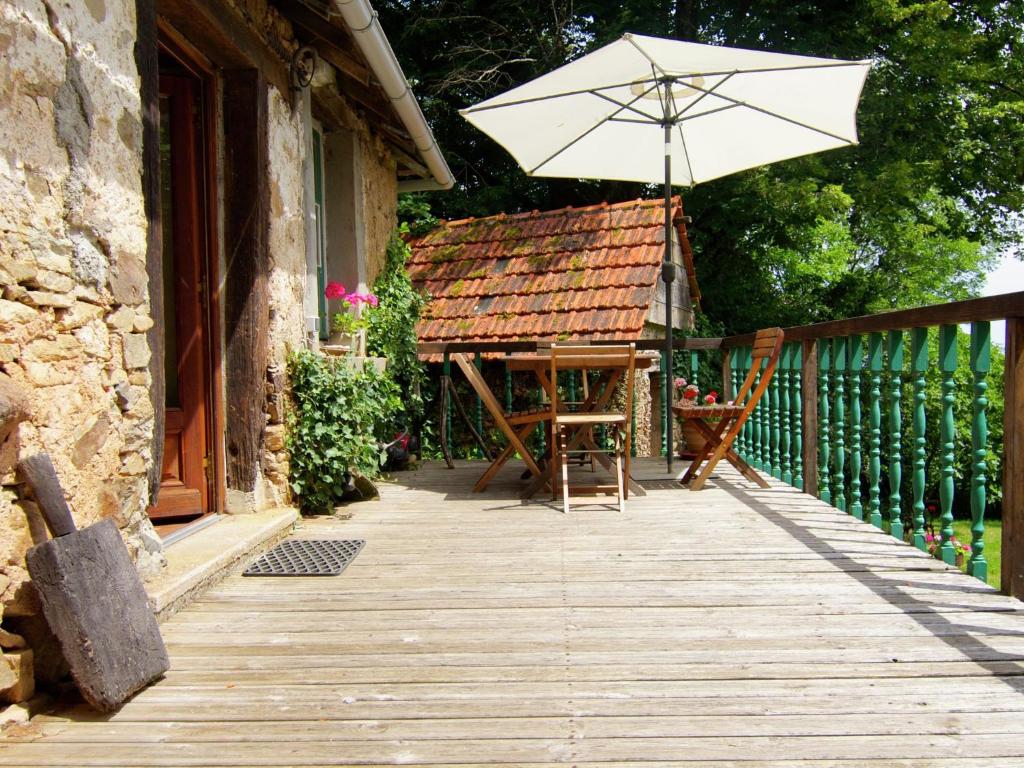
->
[149,71,212,523]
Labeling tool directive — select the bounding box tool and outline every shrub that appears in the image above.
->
[286,348,400,514]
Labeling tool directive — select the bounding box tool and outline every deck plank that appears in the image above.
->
[4,459,1024,766]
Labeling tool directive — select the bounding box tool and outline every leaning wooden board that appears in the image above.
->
[21,453,169,712]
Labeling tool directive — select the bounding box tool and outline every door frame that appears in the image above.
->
[156,23,225,517]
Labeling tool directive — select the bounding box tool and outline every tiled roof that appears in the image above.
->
[407,197,698,352]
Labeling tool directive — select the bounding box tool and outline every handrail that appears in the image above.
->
[721,291,1024,348]
[418,337,710,355]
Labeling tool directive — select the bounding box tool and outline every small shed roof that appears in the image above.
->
[407,197,699,350]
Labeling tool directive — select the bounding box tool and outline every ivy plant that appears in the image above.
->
[286,348,400,514]
[365,229,429,425]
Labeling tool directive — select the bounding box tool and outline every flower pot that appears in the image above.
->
[680,420,706,452]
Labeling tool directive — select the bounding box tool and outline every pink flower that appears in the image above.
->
[703,393,716,404]
[324,281,346,300]
[674,377,687,389]
[366,294,379,307]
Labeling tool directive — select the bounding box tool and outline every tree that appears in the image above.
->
[378,0,1023,331]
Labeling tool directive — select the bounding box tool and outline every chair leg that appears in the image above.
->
[560,426,570,514]
[614,430,625,513]
[550,421,558,502]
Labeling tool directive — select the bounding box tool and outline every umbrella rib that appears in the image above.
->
[676,122,696,186]
[625,34,671,78]
[460,78,659,114]
[667,76,856,144]
[592,91,662,123]
[526,81,662,175]
[670,71,736,121]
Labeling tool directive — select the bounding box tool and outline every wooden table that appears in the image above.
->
[506,350,658,499]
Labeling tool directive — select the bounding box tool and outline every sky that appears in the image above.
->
[976,251,1024,348]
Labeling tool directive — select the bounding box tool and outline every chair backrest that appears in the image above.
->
[548,343,637,436]
[731,327,784,415]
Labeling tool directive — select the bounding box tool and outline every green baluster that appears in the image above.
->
[910,328,929,551]
[887,331,904,540]
[818,340,832,505]
[567,370,577,407]
[867,332,883,528]
[760,357,771,472]
[742,347,753,461]
[733,349,744,457]
[968,321,990,582]
[792,343,804,491]
[832,336,847,512]
[780,344,792,485]
[848,334,863,520]
[938,324,957,565]
[751,351,763,470]
[475,352,484,459]
[770,353,782,479]
[690,350,699,386]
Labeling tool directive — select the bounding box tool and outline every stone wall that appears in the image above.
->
[360,131,398,286]
[0,0,160,700]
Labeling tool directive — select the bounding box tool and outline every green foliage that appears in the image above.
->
[365,231,430,426]
[286,348,400,515]
[377,0,1023,332]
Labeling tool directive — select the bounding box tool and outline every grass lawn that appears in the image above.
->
[951,518,1001,590]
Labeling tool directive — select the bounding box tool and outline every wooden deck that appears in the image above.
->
[5,459,1024,766]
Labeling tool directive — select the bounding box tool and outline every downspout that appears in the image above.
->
[330,0,455,191]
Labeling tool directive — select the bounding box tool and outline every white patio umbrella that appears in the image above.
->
[461,33,871,470]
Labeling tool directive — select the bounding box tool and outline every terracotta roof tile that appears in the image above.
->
[408,197,697,351]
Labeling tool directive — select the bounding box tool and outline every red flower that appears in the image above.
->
[324,281,346,300]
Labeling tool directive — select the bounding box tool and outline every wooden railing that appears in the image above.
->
[418,292,1023,597]
[685,291,1022,598]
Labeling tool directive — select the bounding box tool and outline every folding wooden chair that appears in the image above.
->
[674,327,784,491]
[451,353,549,492]
[549,343,636,513]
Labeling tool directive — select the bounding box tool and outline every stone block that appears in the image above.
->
[21,361,75,387]
[264,424,286,452]
[122,333,150,369]
[71,414,110,468]
[108,256,147,306]
[132,313,154,332]
[0,299,37,330]
[57,300,104,330]
[23,335,80,362]
[106,305,135,331]
[0,258,36,284]
[0,629,27,650]
[24,290,73,309]
[0,344,18,363]
[0,649,34,703]
[27,269,74,294]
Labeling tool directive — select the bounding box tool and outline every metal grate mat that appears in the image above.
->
[243,539,364,576]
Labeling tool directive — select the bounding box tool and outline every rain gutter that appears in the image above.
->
[330,0,455,191]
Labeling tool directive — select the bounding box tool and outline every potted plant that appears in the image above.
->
[675,377,720,454]
[323,281,378,357]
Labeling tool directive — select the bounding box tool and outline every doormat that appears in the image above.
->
[243,539,365,576]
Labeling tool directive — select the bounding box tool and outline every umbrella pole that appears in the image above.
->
[662,122,675,474]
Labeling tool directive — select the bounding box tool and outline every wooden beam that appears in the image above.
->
[157,0,291,99]
[222,69,270,494]
[1003,317,1024,598]
[136,0,164,505]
